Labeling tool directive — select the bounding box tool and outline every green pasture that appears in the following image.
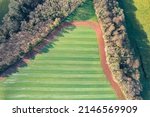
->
[0,0,117,100]
[66,0,97,22]
[0,26,117,100]
[119,0,150,99]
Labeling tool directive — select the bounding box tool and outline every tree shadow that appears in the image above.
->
[119,0,150,99]
[0,23,76,78]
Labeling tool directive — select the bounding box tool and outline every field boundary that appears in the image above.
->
[0,21,125,99]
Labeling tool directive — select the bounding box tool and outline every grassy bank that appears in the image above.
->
[0,0,9,23]
[119,0,150,99]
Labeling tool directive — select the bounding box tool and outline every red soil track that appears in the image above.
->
[68,21,125,99]
[0,21,125,99]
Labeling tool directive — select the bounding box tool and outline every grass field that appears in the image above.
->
[66,0,97,22]
[0,0,9,23]
[0,0,117,100]
[0,26,117,100]
[119,0,150,99]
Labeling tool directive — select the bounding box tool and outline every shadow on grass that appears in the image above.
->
[119,0,150,99]
[0,23,76,78]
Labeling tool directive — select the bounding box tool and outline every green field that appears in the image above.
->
[119,0,150,99]
[0,26,117,100]
[66,0,97,22]
[0,0,9,23]
[0,0,117,100]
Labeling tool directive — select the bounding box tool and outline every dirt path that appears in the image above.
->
[0,21,125,99]
[68,21,125,99]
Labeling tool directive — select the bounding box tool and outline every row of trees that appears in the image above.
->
[94,0,142,99]
[0,0,85,72]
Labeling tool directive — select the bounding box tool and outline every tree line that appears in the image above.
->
[0,0,45,42]
[94,0,142,100]
[0,0,85,72]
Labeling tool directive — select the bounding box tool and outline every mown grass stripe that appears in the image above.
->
[4,94,116,100]
[0,26,117,100]
[0,86,112,90]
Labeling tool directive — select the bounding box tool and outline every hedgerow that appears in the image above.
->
[93,0,143,99]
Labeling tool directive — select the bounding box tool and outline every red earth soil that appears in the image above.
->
[0,21,125,99]
[70,21,125,99]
